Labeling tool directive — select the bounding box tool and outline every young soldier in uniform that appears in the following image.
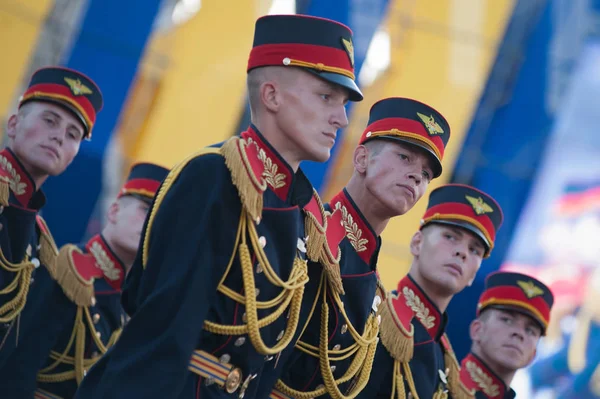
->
[269,97,451,399]
[359,184,504,399]
[74,14,362,399]
[0,67,102,388]
[460,271,554,399]
[32,162,168,399]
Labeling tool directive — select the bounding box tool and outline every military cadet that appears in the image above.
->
[30,162,168,399]
[358,184,504,399]
[74,14,362,399]
[460,271,554,399]
[268,97,451,399]
[0,67,102,387]
[529,268,599,398]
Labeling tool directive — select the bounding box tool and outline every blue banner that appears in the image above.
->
[41,0,162,246]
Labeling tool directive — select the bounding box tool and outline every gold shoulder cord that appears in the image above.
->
[442,334,475,399]
[37,305,121,385]
[274,271,379,399]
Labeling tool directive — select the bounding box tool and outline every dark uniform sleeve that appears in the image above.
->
[76,153,239,398]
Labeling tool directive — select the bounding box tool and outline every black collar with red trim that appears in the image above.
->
[397,275,448,340]
[328,188,380,265]
[460,352,515,399]
[0,148,45,209]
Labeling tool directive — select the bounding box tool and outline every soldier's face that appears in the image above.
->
[360,141,433,216]
[471,309,541,372]
[6,102,84,183]
[108,196,151,258]
[276,70,349,163]
[410,224,485,295]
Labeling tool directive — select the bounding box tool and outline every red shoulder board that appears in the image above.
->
[55,244,102,306]
[322,207,346,263]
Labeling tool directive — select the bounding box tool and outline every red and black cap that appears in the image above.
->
[247,14,362,101]
[478,271,554,334]
[19,66,103,140]
[118,162,169,203]
[420,184,503,256]
[359,98,450,178]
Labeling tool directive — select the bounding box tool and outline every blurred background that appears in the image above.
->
[2,0,600,396]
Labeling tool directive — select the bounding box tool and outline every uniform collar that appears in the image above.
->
[329,188,379,265]
[398,275,448,339]
[85,234,126,291]
[0,148,45,209]
[460,352,514,399]
[241,125,296,203]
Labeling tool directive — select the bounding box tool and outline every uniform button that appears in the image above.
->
[276,330,284,341]
[30,277,34,284]
[259,236,267,248]
[242,313,247,323]
[333,344,341,351]
[297,238,306,253]
[219,354,231,364]
[341,324,348,334]
[255,289,260,298]
[330,365,337,372]
[234,337,246,347]
[93,313,101,324]
[91,297,97,306]
[265,355,274,361]
[31,258,40,268]
[372,295,382,312]
[366,131,372,138]
[91,351,100,358]
[95,331,102,339]
[255,264,263,274]
[225,368,242,393]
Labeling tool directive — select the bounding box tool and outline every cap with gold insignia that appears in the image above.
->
[118,162,169,204]
[478,271,554,334]
[358,97,450,178]
[19,66,103,139]
[247,14,362,101]
[420,184,503,256]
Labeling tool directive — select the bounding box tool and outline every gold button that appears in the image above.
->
[234,337,246,347]
[333,344,341,351]
[259,236,267,248]
[219,354,231,364]
[341,324,348,334]
[93,313,101,324]
[225,368,242,394]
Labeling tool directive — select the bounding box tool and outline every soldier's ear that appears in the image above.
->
[410,230,423,257]
[353,145,368,173]
[106,201,119,225]
[261,80,280,113]
[6,114,18,140]
[470,318,482,342]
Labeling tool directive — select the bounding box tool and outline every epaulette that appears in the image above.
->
[441,334,475,399]
[221,136,267,223]
[0,167,11,207]
[54,244,103,307]
[379,284,414,363]
[36,215,59,276]
[314,207,345,295]
[303,189,327,263]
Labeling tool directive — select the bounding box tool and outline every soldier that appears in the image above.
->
[74,14,362,399]
[359,184,504,399]
[268,97,451,398]
[0,67,102,388]
[31,162,168,399]
[460,271,554,399]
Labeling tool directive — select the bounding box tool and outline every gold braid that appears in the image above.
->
[0,248,35,323]
[273,277,379,398]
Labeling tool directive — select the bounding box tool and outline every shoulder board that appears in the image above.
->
[315,205,345,295]
[442,333,475,399]
[0,168,10,207]
[379,287,414,362]
[36,215,59,277]
[54,244,103,306]
[143,147,222,268]
[221,136,267,222]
